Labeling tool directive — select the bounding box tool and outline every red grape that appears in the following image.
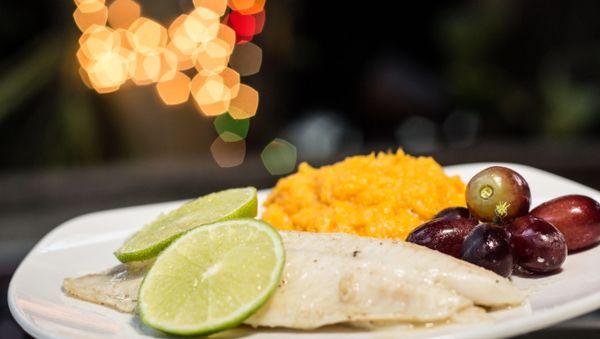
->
[460,223,514,277]
[407,218,478,258]
[466,166,531,222]
[509,215,567,274]
[530,195,600,251]
[433,207,477,222]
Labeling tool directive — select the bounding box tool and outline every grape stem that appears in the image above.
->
[494,201,510,223]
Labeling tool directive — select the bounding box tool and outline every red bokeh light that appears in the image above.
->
[227,10,266,43]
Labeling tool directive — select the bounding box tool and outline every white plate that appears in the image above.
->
[8,163,600,339]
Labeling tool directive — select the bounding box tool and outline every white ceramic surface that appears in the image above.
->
[8,163,600,339]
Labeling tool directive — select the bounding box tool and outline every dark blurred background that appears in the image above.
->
[2,0,600,337]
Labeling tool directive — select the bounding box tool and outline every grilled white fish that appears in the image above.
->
[63,231,526,329]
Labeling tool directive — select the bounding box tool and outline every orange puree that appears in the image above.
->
[262,149,466,240]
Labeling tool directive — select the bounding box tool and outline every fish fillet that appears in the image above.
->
[63,231,526,329]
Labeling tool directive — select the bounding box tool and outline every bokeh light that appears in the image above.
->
[166,42,195,71]
[75,0,106,14]
[195,100,231,117]
[251,10,266,35]
[115,28,138,70]
[217,24,236,55]
[228,11,256,37]
[227,10,265,43]
[395,115,439,154]
[184,7,220,44]
[261,138,297,175]
[210,137,246,167]
[168,15,197,58]
[156,48,178,82]
[115,28,137,48]
[130,50,161,85]
[129,17,168,52]
[73,5,108,32]
[86,51,129,92]
[190,73,231,116]
[219,67,241,98]
[228,0,265,15]
[73,1,266,100]
[214,113,249,141]
[228,84,258,119]
[190,73,224,105]
[72,0,268,167]
[156,71,191,105]
[76,48,94,70]
[115,28,137,51]
[194,0,228,16]
[195,38,231,75]
[229,41,262,76]
[107,0,141,29]
[77,25,130,92]
[79,25,120,58]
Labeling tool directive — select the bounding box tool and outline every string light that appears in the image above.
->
[74,0,106,14]
[228,84,258,119]
[190,71,233,116]
[107,0,140,29]
[194,38,231,75]
[261,138,297,175]
[229,41,262,76]
[210,137,246,167]
[73,1,264,108]
[72,0,269,168]
[73,5,108,32]
[129,17,168,51]
[214,113,249,141]
[227,10,265,43]
[156,71,191,105]
[194,0,228,16]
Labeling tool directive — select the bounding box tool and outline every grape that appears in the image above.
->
[407,218,478,258]
[466,166,531,222]
[433,207,476,222]
[460,223,514,277]
[530,195,600,251]
[508,215,567,274]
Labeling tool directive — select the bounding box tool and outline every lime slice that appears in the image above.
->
[115,187,257,263]
[138,219,285,336]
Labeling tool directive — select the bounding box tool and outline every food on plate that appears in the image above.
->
[138,219,284,336]
[433,207,477,222]
[63,260,149,312]
[419,165,599,277]
[263,150,466,240]
[64,230,525,331]
[508,215,567,274]
[466,166,531,222]
[114,187,257,262]
[406,217,478,258]
[246,232,524,329]
[530,195,600,251]
[460,224,514,277]
[56,159,600,336]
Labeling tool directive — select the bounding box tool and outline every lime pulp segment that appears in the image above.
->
[138,219,285,336]
[115,187,257,262]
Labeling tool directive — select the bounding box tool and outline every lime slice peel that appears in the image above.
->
[115,187,258,263]
[138,218,285,336]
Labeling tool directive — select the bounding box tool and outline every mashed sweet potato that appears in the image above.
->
[262,149,466,240]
